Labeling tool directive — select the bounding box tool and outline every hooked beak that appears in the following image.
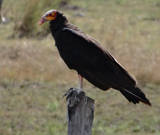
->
[38,17,47,26]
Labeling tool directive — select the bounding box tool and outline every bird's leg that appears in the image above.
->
[63,74,85,122]
[77,74,83,93]
[63,74,84,99]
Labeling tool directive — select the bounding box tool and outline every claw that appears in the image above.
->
[63,87,85,100]
[63,87,77,100]
[63,87,85,107]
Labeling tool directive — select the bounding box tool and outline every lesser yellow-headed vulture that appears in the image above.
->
[38,9,151,106]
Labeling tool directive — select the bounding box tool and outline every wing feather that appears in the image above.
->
[55,27,136,89]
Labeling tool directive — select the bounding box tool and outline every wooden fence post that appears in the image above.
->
[65,88,95,135]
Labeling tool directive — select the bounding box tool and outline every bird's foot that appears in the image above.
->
[63,87,85,101]
[63,87,85,122]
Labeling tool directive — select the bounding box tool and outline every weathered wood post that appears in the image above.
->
[65,88,95,135]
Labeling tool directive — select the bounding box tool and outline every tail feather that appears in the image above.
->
[120,86,151,106]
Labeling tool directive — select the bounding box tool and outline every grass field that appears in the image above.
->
[0,0,160,135]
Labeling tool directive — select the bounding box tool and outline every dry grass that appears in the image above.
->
[0,37,74,82]
[1,0,160,84]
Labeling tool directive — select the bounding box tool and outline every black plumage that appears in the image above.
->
[39,10,151,106]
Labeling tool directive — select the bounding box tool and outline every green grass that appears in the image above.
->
[0,0,160,135]
[0,81,159,135]
[1,0,68,37]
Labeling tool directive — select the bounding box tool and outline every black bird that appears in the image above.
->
[38,9,151,106]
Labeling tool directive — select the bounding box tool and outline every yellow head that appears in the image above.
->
[38,9,57,26]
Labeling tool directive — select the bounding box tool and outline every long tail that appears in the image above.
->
[120,86,151,106]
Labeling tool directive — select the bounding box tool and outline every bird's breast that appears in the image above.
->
[55,41,78,70]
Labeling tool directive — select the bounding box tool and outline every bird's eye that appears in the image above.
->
[47,14,51,17]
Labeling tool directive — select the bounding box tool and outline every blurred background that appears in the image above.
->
[0,0,160,135]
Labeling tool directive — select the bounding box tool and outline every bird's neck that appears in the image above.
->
[49,24,64,37]
[49,17,68,37]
